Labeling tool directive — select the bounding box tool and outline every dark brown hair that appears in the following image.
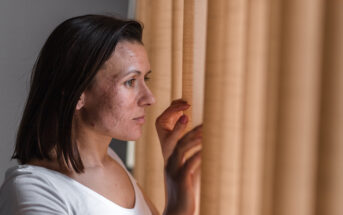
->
[12,14,143,173]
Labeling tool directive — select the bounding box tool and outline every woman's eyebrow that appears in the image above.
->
[124,70,152,77]
[112,70,152,80]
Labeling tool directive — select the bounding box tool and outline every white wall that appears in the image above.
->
[0,0,129,184]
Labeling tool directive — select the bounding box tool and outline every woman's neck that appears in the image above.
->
[72,117,113,169]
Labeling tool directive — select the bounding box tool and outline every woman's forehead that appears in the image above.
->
[98,41,150,80]
[113,41,148,65]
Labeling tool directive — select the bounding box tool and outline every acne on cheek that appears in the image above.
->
[101,86,128,129]
[82,86,114,129]
[84,80,135,137]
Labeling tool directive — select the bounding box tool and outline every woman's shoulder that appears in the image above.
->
[3,164,64,184]
[0,164,70,200]
[2,165,55,187]
[0,165,70,214]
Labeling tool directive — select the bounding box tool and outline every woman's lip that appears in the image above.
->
[133,116,145,124]
[133,116,145,120]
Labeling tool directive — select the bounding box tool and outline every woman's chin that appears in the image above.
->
[114,130,142,142]
[128,133,142,141]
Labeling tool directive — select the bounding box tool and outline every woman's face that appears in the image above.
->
[78,40,155,141]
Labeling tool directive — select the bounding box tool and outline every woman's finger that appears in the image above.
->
[167,135,202,175]
[166,114,189,140]
[160,114,189,162]
[167,124,202,169]
[155,100,190,132]
[175,124,203,146]
[181,151,202,185]
[178,139,202,166]
[175,130,202,165]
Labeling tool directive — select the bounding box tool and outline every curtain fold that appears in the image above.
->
[260,0,282,214]
[135,0,173,213]
[315,1,343,215]
[272,0,324,214]
[181,0,207,214]
[239,0,269,214]
[134,0,343,214]
[182,0,195,129]
[200,0,248,214]
[171,0,183,100]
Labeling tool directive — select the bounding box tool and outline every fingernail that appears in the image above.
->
[180,115,188,124]
[173,99,189,105]
[173,99,185,104]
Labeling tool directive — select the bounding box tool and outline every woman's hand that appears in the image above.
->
[155,99,202,215]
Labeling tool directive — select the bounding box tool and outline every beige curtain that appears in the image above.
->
[134,0,172,213]
[134,0,207,213]
[134,0,343,215]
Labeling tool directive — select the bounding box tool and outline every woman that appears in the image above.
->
[0,15,202,215]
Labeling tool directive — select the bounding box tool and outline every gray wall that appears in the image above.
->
[0,0,130,184]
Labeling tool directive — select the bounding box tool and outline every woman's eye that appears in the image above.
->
[144,76,150,82]
[124,79,136,87]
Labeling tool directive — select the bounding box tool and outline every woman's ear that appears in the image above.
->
[76,93,85,110]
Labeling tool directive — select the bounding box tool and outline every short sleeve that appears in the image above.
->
[0,173,69,215]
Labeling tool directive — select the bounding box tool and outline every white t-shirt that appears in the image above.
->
[0,148,152,215]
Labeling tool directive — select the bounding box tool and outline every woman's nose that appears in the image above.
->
[138,86,156,106]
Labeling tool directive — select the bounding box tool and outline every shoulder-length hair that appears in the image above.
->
[12,14,143,173]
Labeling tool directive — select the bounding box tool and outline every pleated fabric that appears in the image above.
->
[134,0,343,214]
